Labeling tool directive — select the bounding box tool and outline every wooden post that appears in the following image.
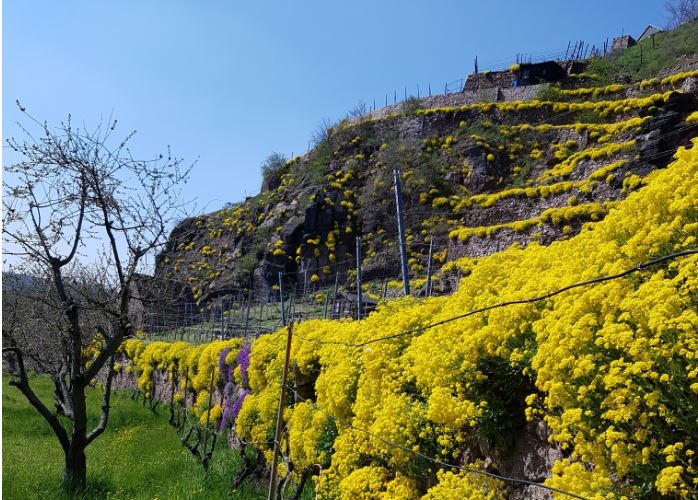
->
[356,236,362,320]
[267,322,294,500]
[302,266,309,304]
[331,272,339,320]
[258,293,264,334]
[426,236,434,297]
[278,272,286,326]
[243,290,252,338]
[202,368,216,453]
[183,367,189,418]
[221,299,225,340]
[393,170,410,296]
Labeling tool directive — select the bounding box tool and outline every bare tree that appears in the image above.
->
[665,0,698,27]
[2,104,192,489]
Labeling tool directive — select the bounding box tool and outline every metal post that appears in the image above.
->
[278,272,286,326]
[243,290,251,338]
[393,170,410,296]
[220,300,225,340]
[426,236,434,297]
[258,293,264,334]
[267,322,294,500]
[331,272,339,320]
[202,368,216,454]
[302,266,309,304]
[322,294,329,319]
[356,236,362,320]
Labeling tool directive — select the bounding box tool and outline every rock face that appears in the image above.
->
[152,80,697,307]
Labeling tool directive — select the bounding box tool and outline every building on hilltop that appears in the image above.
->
[463,60,568,92]
[514,61,568,86]
[638,24,663,41]
[612,34,636,52]
[462,69,513,92]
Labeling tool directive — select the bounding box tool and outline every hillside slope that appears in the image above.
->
[120,135,698,498]
[155,68,698,306]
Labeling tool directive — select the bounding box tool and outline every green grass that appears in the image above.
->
[587,19,698,84]
[2,373,267,499]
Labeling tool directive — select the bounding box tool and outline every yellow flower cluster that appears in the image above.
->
[120,338,242,418]
[228,140,698,498]
[558,83,626,98]
[448,201,613,242]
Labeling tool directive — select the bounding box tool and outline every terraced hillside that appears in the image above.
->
[112,25,698,500]
[155,69,698,305]
[118,133,698,498]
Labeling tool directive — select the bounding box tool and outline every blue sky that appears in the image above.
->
[4,0,668,214]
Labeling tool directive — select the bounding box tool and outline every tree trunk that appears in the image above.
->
[63,446,87,489]
[63,383,88,489]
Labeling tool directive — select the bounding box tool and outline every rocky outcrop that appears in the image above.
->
[151,80,697,309]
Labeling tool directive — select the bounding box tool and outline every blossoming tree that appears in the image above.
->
[2,104,191,489]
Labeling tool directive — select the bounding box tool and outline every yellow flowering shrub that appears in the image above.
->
[118,86,698,497]
[421,470,506,500]
[227,140,698,498]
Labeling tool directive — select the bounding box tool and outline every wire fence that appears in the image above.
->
[140,266,453,344]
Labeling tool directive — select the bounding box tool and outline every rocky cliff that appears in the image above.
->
[153,69,698,306]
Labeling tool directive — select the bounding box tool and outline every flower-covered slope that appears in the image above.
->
[121,138,698,498]
[154,72,697,304]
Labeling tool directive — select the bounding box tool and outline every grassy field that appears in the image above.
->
[587,18,698,83]
[2,373,268,499]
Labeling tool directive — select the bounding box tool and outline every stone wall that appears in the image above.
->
[107,358,561,498]
[354,83,545,122]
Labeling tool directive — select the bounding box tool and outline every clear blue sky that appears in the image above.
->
[3,0,668,213]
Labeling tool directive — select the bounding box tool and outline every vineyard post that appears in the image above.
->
[426,236,434,297]
[220,300,225,340]
[243,290,251,338]
[258,295,264,334]
[393,169,410,296]
[183,367,189,418]
[268,322,294,500]
[202,368,216,456]
[302,266,309,305]
[332,272,339,320]
[278,272,286,326]
[356,236,362,320]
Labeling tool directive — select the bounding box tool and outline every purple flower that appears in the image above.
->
[219,347,232,382]
[219,388,250,432]
[237,343,251,387]
[231,389,250,421]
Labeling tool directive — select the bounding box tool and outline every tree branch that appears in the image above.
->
[2,347,70,454]
[85,354,115,447]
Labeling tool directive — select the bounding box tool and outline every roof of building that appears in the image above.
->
[638,24,663,41]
